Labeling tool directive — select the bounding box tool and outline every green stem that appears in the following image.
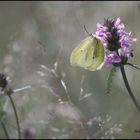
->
[8,94,21,139]
[120,65,140,111]
[1,121,10,139]
[126,63,140,71]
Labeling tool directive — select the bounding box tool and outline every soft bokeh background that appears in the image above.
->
[0,1,140,139]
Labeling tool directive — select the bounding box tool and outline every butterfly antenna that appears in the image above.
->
[84,25,98,46]
[84,25,98,59]
[84,25,94,38]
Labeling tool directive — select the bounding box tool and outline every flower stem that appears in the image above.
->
[1,121,10,139]
[126,63,140,71]
[120,65,140,111]
[8,94,21,139]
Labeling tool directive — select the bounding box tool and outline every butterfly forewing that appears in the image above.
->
[70,36,94,67]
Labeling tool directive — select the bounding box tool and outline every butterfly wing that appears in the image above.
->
[70,36,106,71]
[87,37,106,71]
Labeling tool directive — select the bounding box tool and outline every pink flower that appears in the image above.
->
[96,17,136,65]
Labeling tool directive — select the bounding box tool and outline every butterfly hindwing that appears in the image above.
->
[87,37,106,70]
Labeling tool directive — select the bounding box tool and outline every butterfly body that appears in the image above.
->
[70,36,106,71]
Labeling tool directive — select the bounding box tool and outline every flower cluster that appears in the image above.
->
[96,17,137,65]
[0,73,8,90]
[22,127,36,139]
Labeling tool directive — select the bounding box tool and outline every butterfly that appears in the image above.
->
[70,31,106,71]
